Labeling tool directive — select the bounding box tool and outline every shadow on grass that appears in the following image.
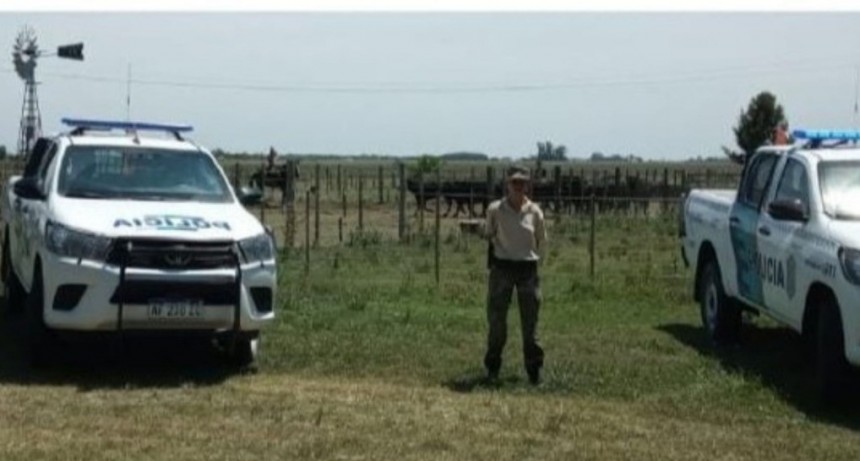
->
[0,303,247,391]
[659,322,860,430]
[443,370,522,393]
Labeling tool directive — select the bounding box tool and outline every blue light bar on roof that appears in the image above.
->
[61,118,193,133]
[792,129,860,142]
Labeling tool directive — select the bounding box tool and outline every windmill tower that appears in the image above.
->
[13,26,41,157]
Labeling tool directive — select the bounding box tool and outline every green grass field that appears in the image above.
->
[1,209,859,460]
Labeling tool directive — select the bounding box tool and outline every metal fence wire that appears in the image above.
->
[0,158,709,285]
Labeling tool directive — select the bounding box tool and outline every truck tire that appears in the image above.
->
[816,300,851,403]
[230,337,259,368]
[217,336,259,369]
[699,260,741,344]
[2,233,25,316]
[24,267,53,367]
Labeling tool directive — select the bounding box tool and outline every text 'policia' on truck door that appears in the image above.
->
[729,152,778,307]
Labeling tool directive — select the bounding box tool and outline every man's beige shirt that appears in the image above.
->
[486,197,547,262]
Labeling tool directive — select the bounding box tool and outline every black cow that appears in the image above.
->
[406,177,445,215]
[441,180,502,218]
[527,176,586,214]
[406,178,503,218]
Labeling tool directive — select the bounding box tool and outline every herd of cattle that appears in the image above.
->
[405,175,689,218]
[245,165,693,218]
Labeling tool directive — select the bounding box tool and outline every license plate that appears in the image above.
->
[147,299,204,320]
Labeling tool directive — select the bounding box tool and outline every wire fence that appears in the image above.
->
[249,191,688,285]
[0,157,705,285]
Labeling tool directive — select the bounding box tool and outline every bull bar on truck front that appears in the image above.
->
[107,238,246,352]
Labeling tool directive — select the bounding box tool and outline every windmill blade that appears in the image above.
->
[12,26,38,81]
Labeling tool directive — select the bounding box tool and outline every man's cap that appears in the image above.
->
[507,165,530,181]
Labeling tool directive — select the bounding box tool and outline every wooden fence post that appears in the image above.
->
[589,194,596,279]
[379,165,385,205]
[579,167,586,214]
[358,175,364,231]
[419,173,425,234]
[398,162,406,241]
[305,189,311,274]
[662,167,669,215]
[486,166,495,215]
[469,183,475,219]
[284,160,296,249]
[435,168,441,286]
[554,165,562,215]
[314,164,320,247]
[258,164,266,224]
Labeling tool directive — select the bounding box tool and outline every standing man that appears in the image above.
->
[484,165,547,385]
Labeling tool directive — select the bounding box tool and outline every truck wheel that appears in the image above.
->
[1,234,25,316]
[699,260,741,344]
[24,268,53,367]
[816,300,851,403]
[219,336,259,369]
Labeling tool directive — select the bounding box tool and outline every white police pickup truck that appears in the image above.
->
[680,129,860,399]
[1,118,276,366]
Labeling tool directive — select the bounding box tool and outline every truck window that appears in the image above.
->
[819,161,860,219]
[773,159,809,209]
[739,154,778,208]
[57,146,232,203]
[36,143,58,195]
[22,138,52,178]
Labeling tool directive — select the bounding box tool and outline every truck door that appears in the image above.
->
[758,157,811,326]
[15,143,57,287]
[10,138,52,284]
[729,152,779,307]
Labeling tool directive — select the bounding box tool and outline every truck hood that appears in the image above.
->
[50,197,265,241]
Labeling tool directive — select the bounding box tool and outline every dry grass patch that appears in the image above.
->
[1,374,859,461]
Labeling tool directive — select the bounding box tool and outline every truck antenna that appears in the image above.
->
[126,63,132,122]
[854,65,858,130]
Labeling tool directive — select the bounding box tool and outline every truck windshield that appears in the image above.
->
[57,146,232,202]
[819,161,860,219]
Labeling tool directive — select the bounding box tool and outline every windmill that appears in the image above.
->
[11,26,84,157]
[13,26,40,157]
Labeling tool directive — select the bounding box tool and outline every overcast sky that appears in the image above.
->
[1,13,860,160]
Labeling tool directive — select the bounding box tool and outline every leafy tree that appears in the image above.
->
[0,145,6,159]
[723,91,787,164]
[536,141,567,161]
[410,154,442,176]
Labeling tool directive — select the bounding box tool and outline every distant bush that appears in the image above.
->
[440,152,488,161]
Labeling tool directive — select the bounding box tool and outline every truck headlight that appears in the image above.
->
[838,247,860,285]
[238,232,275,264]
[45,221,113,262]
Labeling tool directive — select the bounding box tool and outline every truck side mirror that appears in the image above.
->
[13,177,45,201]
[768,198,807,222]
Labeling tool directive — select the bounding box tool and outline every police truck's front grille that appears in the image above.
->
[107,239,236,270]
[110,280,238,305]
